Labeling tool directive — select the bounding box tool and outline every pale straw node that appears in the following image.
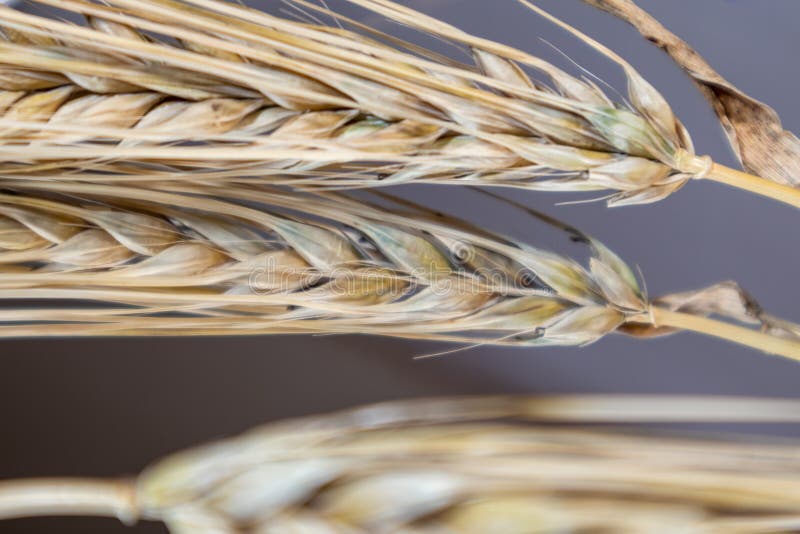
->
[4,396,800,533]
[0,0,797,207]
[0,181,797,358]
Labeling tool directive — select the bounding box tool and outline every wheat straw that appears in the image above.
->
[4,396,800,533]
[0,0,796,207]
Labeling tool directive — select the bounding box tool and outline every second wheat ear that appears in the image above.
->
[0,182,797,358]
[0,0,797,208]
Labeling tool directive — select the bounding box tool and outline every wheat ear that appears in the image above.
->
[0,0,796,208]
[4,396,800,533]
[0,181,797,358]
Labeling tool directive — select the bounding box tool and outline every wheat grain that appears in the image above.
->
[0,0,796,207]
[0,181,797,358]
[4,395,800,533]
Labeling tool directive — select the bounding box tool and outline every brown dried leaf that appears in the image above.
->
[583,0,800,187]
[621,281,800,341]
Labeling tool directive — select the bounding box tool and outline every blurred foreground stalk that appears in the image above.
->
[4,396,800,533]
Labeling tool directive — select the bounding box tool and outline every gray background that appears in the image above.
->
[2,1,799,532]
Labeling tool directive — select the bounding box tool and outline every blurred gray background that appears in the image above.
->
[2,1,799,532]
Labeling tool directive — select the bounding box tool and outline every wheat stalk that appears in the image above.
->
[4,395,800,533]
[0,0,797,208]
[0,180,797,358]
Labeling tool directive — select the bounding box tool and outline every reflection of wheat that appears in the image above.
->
[1,0,798,207]
[1,183,798,357]
[4,395,800,533]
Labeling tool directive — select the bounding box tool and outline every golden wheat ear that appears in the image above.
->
[0,0,796,208]
[3,395,800,533]
[0,181,797,358]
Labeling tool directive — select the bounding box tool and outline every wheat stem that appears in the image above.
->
[0,478,137,523]
[704,163,800,209]
[630,307,800,360]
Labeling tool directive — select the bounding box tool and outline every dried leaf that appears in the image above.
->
[621,281,800,341]
[583,0,800,187]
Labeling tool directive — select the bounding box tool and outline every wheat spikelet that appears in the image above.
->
[0,180,797,357]
[0,0,796,207]
[4,395,800,533]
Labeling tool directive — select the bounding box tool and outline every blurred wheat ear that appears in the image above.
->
[0,0,797,208]
[4,395,800,533]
